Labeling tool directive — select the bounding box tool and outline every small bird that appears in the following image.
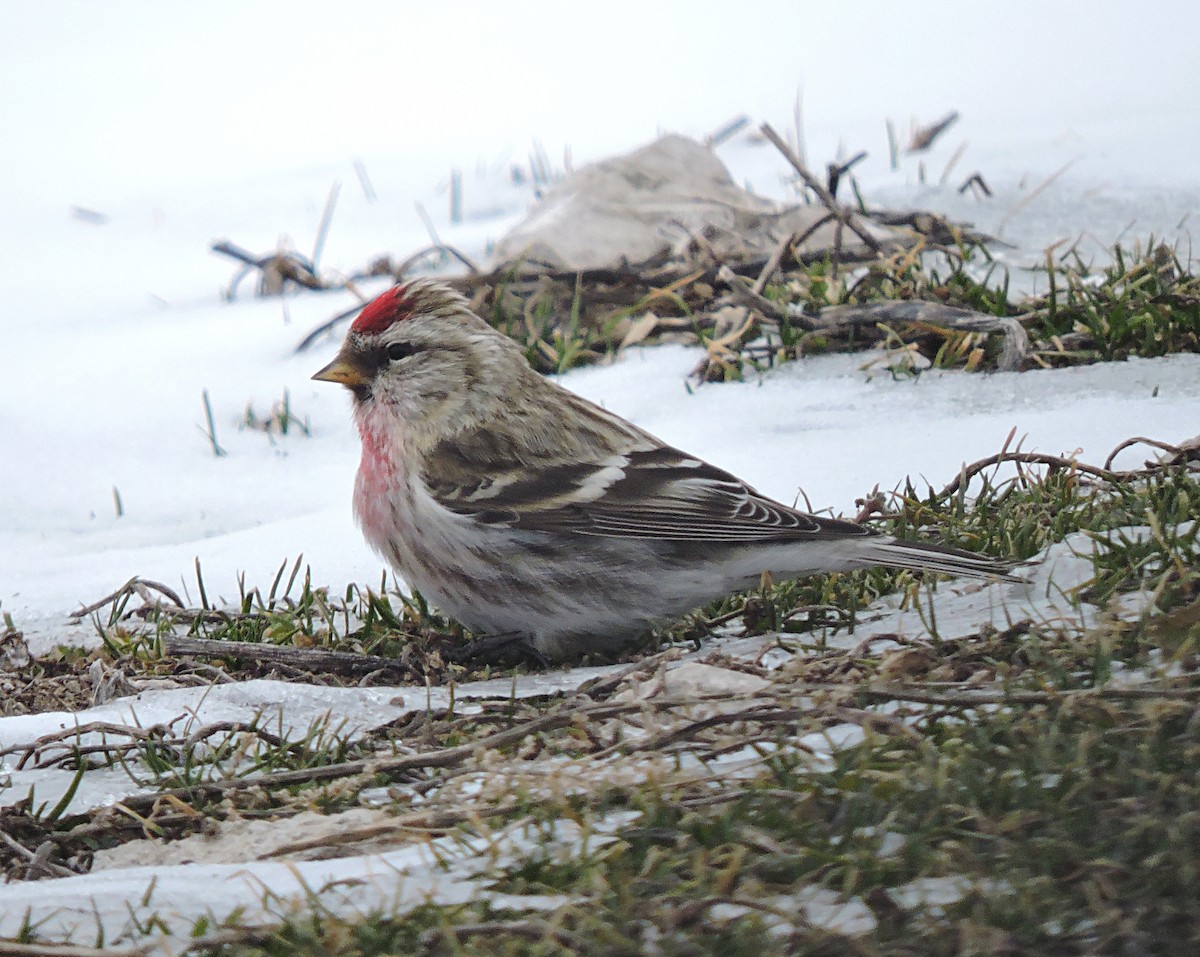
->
[314,280,1020,660]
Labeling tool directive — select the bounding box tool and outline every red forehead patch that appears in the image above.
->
[351,285,413,335]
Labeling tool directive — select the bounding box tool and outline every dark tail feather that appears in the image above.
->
[854,536,1028,583]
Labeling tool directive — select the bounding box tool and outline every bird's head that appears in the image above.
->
[313,280,526,431]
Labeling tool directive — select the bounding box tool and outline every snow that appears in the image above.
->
[2,0,1200,944]
[0,814,593,945]
[0,667,623,817]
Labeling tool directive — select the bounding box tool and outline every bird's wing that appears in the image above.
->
[424,438,871,543]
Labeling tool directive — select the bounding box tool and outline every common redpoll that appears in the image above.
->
[314,280,1020,660]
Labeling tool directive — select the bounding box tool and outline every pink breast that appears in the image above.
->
[352,411,406,551]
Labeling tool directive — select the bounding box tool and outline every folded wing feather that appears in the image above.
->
[425,442,872,543]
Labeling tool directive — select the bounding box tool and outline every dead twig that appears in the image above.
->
[294,301,368,352]
[311,181,340,270]
[0,831,77,880]
[716,265,799,325]
[826,150,867,198]
[163,636,412,678]
[389,243,480,278]
[939,141,969,186]
[703,114,751,148]
[958,172,993,197]
[908,111,960,153]
[8,720,169,768]
[753,228,806,293]
[815,301,1031,372]
[1103,435,1198,471]
[861,681,1200,706]
[996,158,1079,235]
[759,122,883,255]
[787,210,839,256]
[210,240,327,298]
[938,450,1118,498]
[941,429,1199,499]
[72,578,185,620]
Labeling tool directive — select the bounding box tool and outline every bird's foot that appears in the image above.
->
[446,631,551,669]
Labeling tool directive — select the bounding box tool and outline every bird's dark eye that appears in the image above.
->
[386,342,418,361]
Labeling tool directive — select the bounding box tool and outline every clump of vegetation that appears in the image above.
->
[447,238,1200,382]
[1030,242,1200,364]
[242,388,312,439]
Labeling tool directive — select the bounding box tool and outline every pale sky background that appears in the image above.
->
[3,0,1198,204]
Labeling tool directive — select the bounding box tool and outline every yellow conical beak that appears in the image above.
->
[312,356,369,388]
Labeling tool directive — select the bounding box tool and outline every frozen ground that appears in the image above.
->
[1,0,1199,945]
